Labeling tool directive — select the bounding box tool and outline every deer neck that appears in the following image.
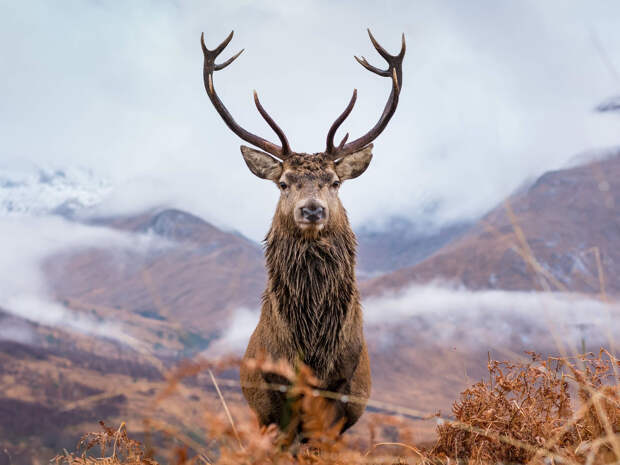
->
[264,221,358,373]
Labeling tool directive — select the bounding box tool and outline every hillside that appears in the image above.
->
[362,151,620,296]
[356,217,471,277]
[43,208,267,340]
[0,308,160,462]
[0,307,253,464]
[41,207,470,343]
[3,152,620,463]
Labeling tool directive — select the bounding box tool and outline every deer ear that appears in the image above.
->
[240,146,282,181]
[334,144,373,180]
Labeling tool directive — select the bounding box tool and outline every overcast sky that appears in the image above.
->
[1,0,619,240]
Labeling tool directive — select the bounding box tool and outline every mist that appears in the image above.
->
[0,214,167,346]
[364,284,619,353]
[1,1,619,240]
[206,284,619,358]
[204,307,260,357]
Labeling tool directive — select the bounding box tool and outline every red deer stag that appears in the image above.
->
[201,29,405,437]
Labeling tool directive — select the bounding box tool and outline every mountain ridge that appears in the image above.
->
[361,150,620,297]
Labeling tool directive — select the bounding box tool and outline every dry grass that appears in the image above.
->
[54,422,156,465]
[53,350,619,465]
[433,350,620,464]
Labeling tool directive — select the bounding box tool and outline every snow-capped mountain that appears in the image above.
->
[0,167,112,217]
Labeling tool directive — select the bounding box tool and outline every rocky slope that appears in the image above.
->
[362,151,620,297]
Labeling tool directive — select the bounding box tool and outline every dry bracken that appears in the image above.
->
[57,350,620,465]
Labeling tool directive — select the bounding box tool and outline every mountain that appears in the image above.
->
[0,167,111,218]
[42,206,470,345]
[597,95,620,113]
[43,208,266,346]
[0,205,269,461]
[356,217,472,277]
[4,150,620,463]
[362,150,620,296]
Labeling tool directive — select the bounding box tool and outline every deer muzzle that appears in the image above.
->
[296,200,327,229]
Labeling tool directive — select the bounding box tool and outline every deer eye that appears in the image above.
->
[332,180,341,188]
[279,182,288,190]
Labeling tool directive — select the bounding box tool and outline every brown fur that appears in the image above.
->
[240,152,371,436]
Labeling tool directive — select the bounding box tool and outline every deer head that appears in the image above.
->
[201,30,405,235]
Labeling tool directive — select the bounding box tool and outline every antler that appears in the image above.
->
[325,29,406,160]
[201,31,292,159]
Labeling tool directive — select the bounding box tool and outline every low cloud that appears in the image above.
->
[0,321,37,345]
[0,214,166,347]
[364,283,620,353]
[199,284,619,360]
[203,307,260,358]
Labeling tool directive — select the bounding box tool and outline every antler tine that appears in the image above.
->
[325,89,357,156]
[215,48,244,71]
[367,29,392,62]
[201,31,233,57]
[200,32,208,53]
[398,33,406,58]
[354,55,390,77]
[326,30,405,159]
[201,31,291,159]
[213,30,234,56]
[253,90,292,157]
[338,133,349,150]
[354,32,406,77]
[354,29,406,77]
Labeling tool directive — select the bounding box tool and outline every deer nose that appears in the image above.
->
[301,202,325,223]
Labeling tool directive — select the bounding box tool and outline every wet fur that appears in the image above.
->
[240,153,371,435]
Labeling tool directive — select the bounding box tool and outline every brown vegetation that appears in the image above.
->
[434,350,620,464]
[54,349,619,465]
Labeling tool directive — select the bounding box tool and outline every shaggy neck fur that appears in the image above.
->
[264,211,358,376]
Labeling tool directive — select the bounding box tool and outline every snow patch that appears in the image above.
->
[0,167,112,217]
